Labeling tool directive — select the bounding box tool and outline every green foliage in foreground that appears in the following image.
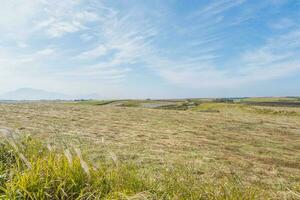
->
[0,137,268,200]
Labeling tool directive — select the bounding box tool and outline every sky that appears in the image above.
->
[0,0,300,99]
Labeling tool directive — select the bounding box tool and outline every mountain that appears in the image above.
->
[0,88,72,100]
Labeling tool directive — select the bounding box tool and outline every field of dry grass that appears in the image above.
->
[0,100,300,199]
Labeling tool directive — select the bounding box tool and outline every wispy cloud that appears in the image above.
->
[192,0,246,18]
[76,45,108,60]
[269,18,296,30]
[156,27,300,89]
[69,5,158,83]
[0,0,299,97]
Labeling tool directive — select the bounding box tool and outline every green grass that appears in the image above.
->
[0,137,269,200]
[155,102,191,110]
[238,97,300,102]
[118,101,141,107]
[191,102,300,116]
[71,100,115,106]
[242,106,299,116]
[192,102,241,112]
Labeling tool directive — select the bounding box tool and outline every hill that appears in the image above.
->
[0,88,71,100]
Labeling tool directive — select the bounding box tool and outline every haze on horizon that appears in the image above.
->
[0,0,300,99]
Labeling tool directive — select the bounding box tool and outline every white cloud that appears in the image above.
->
[17,43,28,48]
[75,11,100,22]
[0,0,299,97]
[0,47,56,75]
[36,48,56,56]
[0,0,41,40]
[70,6,157,81]
[80,33,94,41]
[46,21,84,38]
[0,0,39,27]
[76,45,108,60]
[192,0,246,18]
[155,27,300,89]
[270,18,295,29]
[158,60,300,89]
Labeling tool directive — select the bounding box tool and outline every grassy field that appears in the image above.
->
[0,98,300,199]
[237,97,300,103]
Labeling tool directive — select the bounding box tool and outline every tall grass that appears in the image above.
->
[0,136,269,199]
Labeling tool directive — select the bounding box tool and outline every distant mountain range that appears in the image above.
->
[0,88,102,101]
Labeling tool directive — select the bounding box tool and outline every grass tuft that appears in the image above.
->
[0,137,270,200]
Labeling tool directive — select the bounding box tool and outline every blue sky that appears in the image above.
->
[0,0,300,99]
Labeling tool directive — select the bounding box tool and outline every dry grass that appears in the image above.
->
[0,101,300,198]
[0,137,267,199]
